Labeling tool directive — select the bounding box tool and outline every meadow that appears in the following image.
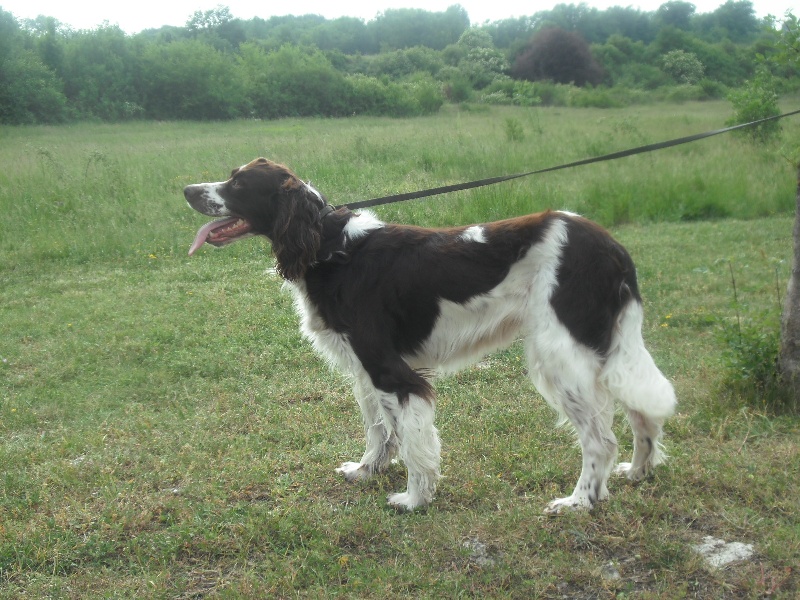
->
[1,101,799,598]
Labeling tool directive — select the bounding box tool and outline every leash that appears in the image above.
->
[335,108,800,211]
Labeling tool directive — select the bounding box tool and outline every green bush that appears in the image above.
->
[718,315,796,414]
[345,73,442,117]
[697,77,727,99]
[504,117,525,142]
[661,83,708,103]
[0,50,68,124]
[661,49,705,84]
[240,44,351,118]
[726,68,782,143]
[141,40,249,120]
[528,81,572,106]
[441,69,473,102]
[406,76,445,114]
[480,78,541,106]
[569,86,623,108]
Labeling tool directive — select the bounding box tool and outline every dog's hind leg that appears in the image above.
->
[540,382,617,514]
[601,301,676,482]
[527,328,617,514]
[613,409,666,482]
[336,374,398,482]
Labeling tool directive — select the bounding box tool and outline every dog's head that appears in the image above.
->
[184,158,327,280]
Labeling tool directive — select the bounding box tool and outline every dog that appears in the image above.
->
[184,157,676,513]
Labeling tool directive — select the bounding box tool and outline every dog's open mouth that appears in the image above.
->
[189,217,253,256]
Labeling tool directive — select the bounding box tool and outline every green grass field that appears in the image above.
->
[1,102,799,597]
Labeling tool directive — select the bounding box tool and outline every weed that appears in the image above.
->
[504,117,524,142]
[726,67,782,144]
[718,262,798,415]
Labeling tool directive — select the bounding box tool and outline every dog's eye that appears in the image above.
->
[231,178,242,189]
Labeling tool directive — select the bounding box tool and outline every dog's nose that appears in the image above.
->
[184,184,202,202]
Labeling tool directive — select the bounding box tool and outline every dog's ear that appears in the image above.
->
[270,178,322,281]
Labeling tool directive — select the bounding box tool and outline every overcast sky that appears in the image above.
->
[1,0,794,33]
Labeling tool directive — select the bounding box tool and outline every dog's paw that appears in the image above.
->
[387,491,427,512]
[335,462,370,482]
[613,461,647,482]
[613,461,633,476]
[543,495,593,515]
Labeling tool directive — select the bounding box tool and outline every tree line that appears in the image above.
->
[0,2,797,125]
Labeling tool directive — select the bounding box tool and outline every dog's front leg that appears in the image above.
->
[336,374,398,481]
[378,391,441,511]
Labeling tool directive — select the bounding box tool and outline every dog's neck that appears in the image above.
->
[315,207,358,266]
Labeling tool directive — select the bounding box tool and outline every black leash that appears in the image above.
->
[336,108,800,211]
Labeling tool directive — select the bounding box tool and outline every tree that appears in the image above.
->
[661,49,704,83]
[370,6,469,50]
[186,5,233,32]
[775,12,800,397]
[712,0,759,41]
[139,39,248,120]
[656,1,696,30]
[725,67,781,142]
[512,28,603,86]
[452,28,508,89]
[0,8,67,124]
[238,44,352,118]
[60,25,140,120]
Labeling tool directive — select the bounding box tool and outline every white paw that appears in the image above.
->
[613,462,646,482]
[613,462,633,476]
[387,491,427,511]
[544,495,593,515]
[335,462,370,482]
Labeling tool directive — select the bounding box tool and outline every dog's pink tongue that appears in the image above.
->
[188,217,238,256]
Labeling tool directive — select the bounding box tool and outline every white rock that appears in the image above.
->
[692,536,754,568]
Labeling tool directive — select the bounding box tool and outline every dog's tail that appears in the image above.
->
[601,299,676,420]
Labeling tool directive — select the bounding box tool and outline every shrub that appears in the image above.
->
[697,78,727,99]
[569,87,623,108]
[141,40,248,120]
[718,266,798,415]
[528,81,572,106]
[240,44,351,118]
[0,50,68,124]
[345,74,442,117]
[407,77,445,114]
[661,49,705,84]
[504,117,525,142]
[480,78,541,106]
[662,84,707,103]
[726,67,782,143]
[441,69,473,102]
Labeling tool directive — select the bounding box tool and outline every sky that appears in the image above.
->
[0,0,794,34]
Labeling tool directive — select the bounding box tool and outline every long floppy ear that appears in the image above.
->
[270,178,322,281]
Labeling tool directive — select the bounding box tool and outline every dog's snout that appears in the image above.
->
[184,184,203,203]
[183,182,231,217]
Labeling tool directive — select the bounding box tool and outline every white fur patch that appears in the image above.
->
[600,301,677,420]
[190,182,230,216]
[460,225,487,244]
[304,182,325,206]
[413,219,567,373]
[344,210,384,241]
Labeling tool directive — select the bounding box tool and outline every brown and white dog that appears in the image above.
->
[184,157,676,513]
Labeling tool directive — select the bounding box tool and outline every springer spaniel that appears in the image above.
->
[184,158,676,513]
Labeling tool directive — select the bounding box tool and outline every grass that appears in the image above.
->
[1,101,799,597]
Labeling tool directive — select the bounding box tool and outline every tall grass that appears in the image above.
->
[2,101,797,270]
